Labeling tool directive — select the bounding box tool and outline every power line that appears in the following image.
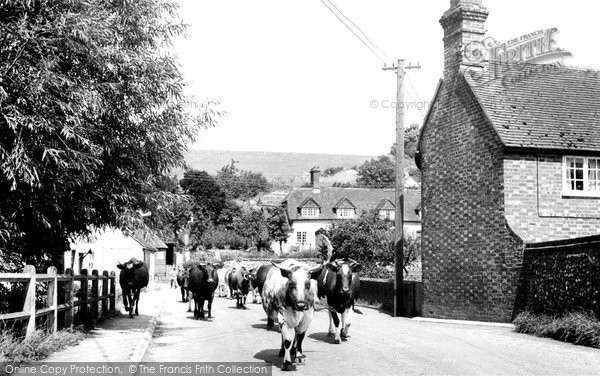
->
[319,0,391,66]
[321,0,394,64]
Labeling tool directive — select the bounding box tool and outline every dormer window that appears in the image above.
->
[379,209,395,220]
[563,156,600,197]
[337,208,355,219]
[301,207,319,218]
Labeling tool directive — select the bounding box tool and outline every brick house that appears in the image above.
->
[276,168,421,253]
[417,0,600,322]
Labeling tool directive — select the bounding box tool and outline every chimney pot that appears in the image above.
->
[310,167,321,193]
[440,0,489,81]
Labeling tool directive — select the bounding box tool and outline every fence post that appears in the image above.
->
[64,268,74,329]
[23,265,37,338]
[91,269,99,323]
[46,267,58,334]
[102,270,109,318]
[109,271,116,313]
[80,269,89,327]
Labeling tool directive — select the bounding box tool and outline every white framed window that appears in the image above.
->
[296,231,307,244]
[563,156,600,197]
[337,208,355,218]
[379,209,395,220]
[301,207,319,217]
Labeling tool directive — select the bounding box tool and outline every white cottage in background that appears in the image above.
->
[273,168,421,253]
[66,228,168,287]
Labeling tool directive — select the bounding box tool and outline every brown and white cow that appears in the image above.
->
[261,259,321,371]
[317,258,361,344]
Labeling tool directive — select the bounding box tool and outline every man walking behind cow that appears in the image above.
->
[315,228,333,264]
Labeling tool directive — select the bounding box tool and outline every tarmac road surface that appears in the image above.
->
[143,287,600,376]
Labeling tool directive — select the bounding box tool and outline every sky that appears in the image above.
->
[174,0,600,156]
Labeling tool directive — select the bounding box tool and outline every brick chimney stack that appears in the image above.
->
[310,167,321,193]
[440,0,488,81]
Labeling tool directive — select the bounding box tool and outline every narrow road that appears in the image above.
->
[144,287,600,375]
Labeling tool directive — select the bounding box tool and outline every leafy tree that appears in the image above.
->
[143,176,194,242]
[323,166,344,177]
[326,211,420,278]
[356,156,395,188]
[216,160,271,200]
[180,170,226,223]
[232,209,270,251]
[266,206,292,253]
[0,1,222,263]
[390,123,421,158]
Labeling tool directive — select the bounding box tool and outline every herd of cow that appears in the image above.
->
[118,256,362,371]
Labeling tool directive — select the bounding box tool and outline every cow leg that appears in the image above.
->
[267,317,274,329]
[330,310,341,344]
[341,307,353,339]
[281,324,295,371]
[207,295,214,318]
[295,332,306,362]
[295,308,313,360]
[122,290,130,313]
[134,289,141,316]
[198,297,205,319]
[327,310,334,337]
[127,292,135,318]
[188,293,193,313]
[193,295,199,318]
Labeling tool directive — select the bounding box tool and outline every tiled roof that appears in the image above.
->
[284,187,421,222]
[132,230,168,252]
[463,63,600,152]
[257,191,288,207]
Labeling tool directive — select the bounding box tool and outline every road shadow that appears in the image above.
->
[96,313,153,331]
[227,306,250,310]
[254,349,287,371]
[308,332,331,343]
[251,323,278,331]
[185,315,215,322]
[308,332,349,344]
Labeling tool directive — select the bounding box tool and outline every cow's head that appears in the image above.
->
[199,262,222,286]
[326,258,362,297]
[273,262,321,311]
[238,267,253,294]
[116,258,144,271]
[246,268,257,289]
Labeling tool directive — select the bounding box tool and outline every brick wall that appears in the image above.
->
[420,73,524,322]
[504,154,600,243]
[517,241,600,318]
[359,278,422,316]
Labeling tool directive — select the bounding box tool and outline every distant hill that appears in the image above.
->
[178,150,375,184]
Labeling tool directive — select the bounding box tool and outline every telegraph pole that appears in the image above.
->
[384,59,421,317]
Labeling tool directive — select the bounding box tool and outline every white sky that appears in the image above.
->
[175,0,600,156]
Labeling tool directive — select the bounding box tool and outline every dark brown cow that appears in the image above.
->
[188,262,222,319]
[317,258,361,344]
[227,266,254,308]
[117,258,149,318]
[176,267,189,302]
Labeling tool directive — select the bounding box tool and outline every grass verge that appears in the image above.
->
[513,311,600,349]
[0,329,86,363]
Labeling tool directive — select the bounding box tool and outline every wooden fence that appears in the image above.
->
[0,266,116,338]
